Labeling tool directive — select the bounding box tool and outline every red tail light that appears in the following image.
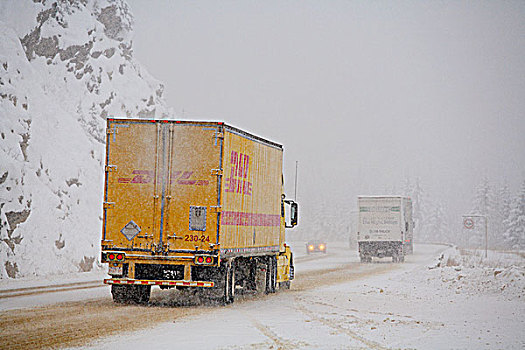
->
[195,255,214,265]
[116,254,123,260]
[108,253,115,260]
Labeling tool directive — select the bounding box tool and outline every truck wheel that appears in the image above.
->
[360,255,371,263]
[265,258,277,294]
[219,263,235,305]
[227,264,235,303]
[265,260,271,294]
[111,284,128,303]
[271,258,277,293]
[111,285,150,304]
[135,285,151,304]
[279,281,291,289]
[289,254,295,280]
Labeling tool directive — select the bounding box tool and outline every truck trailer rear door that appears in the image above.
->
[103,120,221,254]
[103,121,163,252]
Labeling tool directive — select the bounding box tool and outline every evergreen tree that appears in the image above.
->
[411,178,425,243]
[471,178,494,216]
[424,200,448,244]
[403,177,412,198]
[470,178,496,248]
[494,183,512,249]
[503,180,525,250]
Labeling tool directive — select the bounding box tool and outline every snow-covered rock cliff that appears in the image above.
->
[0,0,172,279]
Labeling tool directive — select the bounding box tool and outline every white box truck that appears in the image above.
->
[357,196,413,263]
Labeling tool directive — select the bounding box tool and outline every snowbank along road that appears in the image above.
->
[1,243,523,349]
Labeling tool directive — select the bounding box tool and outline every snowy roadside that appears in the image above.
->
[0,269,107,292]
[427,246,524,300]
[0,269,109,311]
[311,244,525,349]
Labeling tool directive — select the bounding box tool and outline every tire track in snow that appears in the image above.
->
[293,296,389,350]
[243,313,309,350]
[297,296,443,333]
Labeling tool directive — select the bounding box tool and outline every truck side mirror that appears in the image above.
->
[291,202,298,227]
[284,200,298,228]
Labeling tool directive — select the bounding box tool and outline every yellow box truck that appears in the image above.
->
[101,119,298,304]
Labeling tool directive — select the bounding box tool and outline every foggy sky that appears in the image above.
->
[126,0,525,234]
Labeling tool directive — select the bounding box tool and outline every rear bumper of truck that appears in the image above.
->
[104,278,214,288]
[358,241,402,257]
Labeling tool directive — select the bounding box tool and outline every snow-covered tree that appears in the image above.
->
[494,183,512,249]
[411,178,425,243]
[471,178,494,217]
[469,178,497,248]
[420,196,452,244]
[503,181,525,250]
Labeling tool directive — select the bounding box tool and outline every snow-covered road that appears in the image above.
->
[79,243,524,350]
[1,243,523,349]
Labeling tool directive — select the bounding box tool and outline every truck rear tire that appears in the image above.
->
[135,285,150,304]
[392,253,405,263]
[279,281,291,289]
[265,257,277,294]
[227,263,235,304]
[111,285,127,303]
[111,285,150,304]
[215,263,235,305]
[360,255,371,263]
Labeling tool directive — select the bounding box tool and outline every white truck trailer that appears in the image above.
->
[357,196,413,263]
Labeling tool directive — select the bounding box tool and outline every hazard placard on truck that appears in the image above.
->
[101,119,298,304]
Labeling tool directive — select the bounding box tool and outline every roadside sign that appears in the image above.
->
[463,218,474,229]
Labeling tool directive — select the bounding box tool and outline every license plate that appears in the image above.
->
[108,265,123,275]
